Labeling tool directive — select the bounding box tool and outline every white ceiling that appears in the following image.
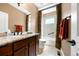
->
[9,3,31,15]
[34,3,53,8]
[34,3,59,10]
[42,7,56,14]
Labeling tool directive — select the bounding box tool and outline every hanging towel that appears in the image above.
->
[59,20,64,39]
[59,17,69,40]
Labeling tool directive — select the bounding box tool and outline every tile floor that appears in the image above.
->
[38,37,57,56]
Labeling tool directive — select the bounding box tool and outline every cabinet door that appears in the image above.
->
[36,36,39,55]
[25,46,28,56]
[0,44,12,56]
[25,40,29,56]
[14,47,25,56]
[29,42,36,56]
[14,39,26,51]
[29,37,36,56]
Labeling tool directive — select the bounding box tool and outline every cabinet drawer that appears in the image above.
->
[0,44,12,56]
[14,47,25,56]
[14,39,26,51]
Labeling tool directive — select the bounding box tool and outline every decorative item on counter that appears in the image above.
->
[15,25,23,35]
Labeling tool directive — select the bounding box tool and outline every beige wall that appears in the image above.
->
[61,3,71,56]
[62,3,71,19]
[0,3,38,33]
[22,3,38,32]
[0,3,26,32]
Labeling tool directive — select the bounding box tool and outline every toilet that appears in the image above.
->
[39,38,46,54]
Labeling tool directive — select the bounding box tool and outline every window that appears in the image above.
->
[45,17,55,24]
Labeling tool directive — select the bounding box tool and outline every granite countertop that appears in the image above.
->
[0,32,39,46]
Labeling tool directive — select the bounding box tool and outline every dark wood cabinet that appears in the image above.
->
[14,47,25,56]
[0,35,39,56]
[25,39,29,56]
[13,39,26,56]
[0,44,12,56]
[13,39,26,51]
[29,37,36,56]
[29,44,36,56]
[25,46,28,56]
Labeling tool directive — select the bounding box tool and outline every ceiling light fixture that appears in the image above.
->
[17,3,23,6]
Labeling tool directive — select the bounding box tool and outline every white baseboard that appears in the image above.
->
[60,49,64,56]
[56,48,64,56]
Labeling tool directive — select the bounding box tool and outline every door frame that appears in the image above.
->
[70,3,77,56]
[55,4,62,50]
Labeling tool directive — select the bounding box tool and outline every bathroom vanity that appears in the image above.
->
[0,33,39,56]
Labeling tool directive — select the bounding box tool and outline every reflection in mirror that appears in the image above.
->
[0,11,8,33]
[28,15,32,32]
